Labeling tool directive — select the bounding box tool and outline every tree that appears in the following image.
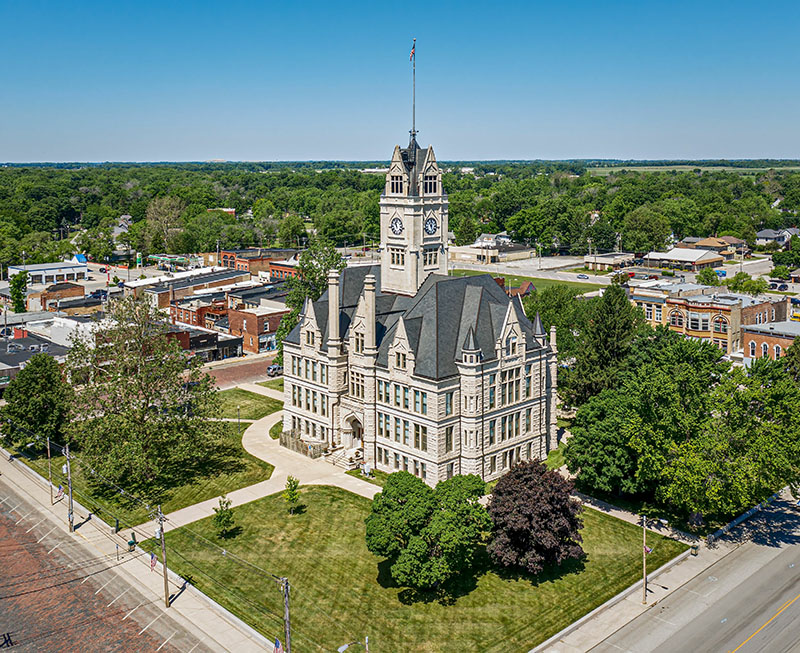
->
[523,285,595,363]
[9,271,27,313]
[727,271,769,295]
[772,264,791,280]
[695,267,720,286]
[65,295,224,502]
[278,213,306,247]
[454,213,479,246]
[487,461,584,575]
[564,283,644,405]
[0,353,72,448]
[622,205,671,252]
[212,495,236,538]
[274,239,345,364]
[283,475,301,514]
[365,472,489,589]
[145,196,185,252]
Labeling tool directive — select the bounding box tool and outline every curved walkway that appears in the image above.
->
[162,400,379,530]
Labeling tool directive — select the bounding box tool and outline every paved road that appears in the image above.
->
[591,499,800,653]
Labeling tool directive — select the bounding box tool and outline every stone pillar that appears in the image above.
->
[327,270,340,354]
[364,274,377,353]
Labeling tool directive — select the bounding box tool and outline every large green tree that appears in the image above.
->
[365,472,490,589]
[1,353,72,447]
[9,271,27,313]
[564,282,644,406]
[65,295,224,502]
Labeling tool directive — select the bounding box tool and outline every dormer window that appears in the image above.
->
[354,332,364,353]
[306,331,315,346]
[390,175,403,194]
[505,335,517,356]
[423,174,437,194]
[395,352,406,369]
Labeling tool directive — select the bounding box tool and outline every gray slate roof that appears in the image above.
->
[287,266,546,381]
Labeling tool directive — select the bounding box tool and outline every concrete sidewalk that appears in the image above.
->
[237,381,284,401]
[160,408,379,530]
[0,450,276,653]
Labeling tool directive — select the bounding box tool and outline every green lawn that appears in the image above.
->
[450,269,600,294]
[269,421,282,440]
[218,388,282,420]
[258,378,284,392]
[150,486,686,652]
[345,467,391,487]
[13,423,273,527]
[546,447,565,471]
[567,267,609,276]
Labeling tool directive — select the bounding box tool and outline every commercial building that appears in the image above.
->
[269,257,301,281]
[215,248,297,274]
[629,280,789,354]
[27,282,85,312]
[282,132,557,485]
[644,248,724,271]
[228,299,290,353]
[142,269,251,309]
[8,261,88,285]
[742,321,800,363]
[583,252,634,271]
[0,333,70,388]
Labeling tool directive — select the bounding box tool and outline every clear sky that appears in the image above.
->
[1,0,799,162]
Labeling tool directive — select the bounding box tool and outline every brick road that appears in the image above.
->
[0,483,211,653]
[206,356,277,389]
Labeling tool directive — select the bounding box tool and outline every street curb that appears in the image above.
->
[2,446,275,652]
[529,548,693,653]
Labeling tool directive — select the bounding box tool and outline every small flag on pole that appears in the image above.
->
[409,38,415,61]
[274,638,284,653]
[55,485,64,499]
[150,552,157,571]
[644,544,653,554]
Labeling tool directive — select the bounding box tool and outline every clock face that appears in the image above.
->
[390,217,404,235]
[424,217,438,235]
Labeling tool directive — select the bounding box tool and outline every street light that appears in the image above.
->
[237,405,241,434]
[641,515,669,604]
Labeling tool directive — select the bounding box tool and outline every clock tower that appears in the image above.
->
[379,135,448,295]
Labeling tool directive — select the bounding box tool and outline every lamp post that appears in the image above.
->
[237,405,240,435]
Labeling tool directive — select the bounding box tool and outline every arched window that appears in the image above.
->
[775,344,782,358]
[761,342,769,358]
[713,316,728,333]
[670,310,684,327]
[749,341,756,358]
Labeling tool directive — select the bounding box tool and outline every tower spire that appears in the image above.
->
[410,38,417,143]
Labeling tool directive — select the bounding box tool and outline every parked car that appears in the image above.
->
[779,284,789,291]
[267,364,283,377]
[648,274,659,280]
[577,273,589,279]
[98,267,106,272]
[770,283,778,289]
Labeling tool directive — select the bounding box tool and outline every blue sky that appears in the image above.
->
[1,0,799,162]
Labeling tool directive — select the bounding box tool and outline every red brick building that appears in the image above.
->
[27,282,84,311]
[170,296,228,328]
[228,300,289,353]
[217,248,297,275]
[269,257,301,281]
[742,321,800,362]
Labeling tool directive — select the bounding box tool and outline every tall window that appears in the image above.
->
[350,371,365,398]
[445,426,453,452]
[505,335,518,356]
[423,248,438,267]
[749,341,756,358]
[761,342,769,358]
[390,175,403,194]
[306,330,315,346]
[489,420,495,445]
[670,311,684,327]
[775,344,782,358]
[423,174,437,194]
[354,332,364,353]
[713,317,728,334]
[395,352,406,368]
[389,247,405,266]
[445,391,453,416]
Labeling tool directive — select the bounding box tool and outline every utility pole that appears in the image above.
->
[216,239,220,267]
[47,437,53,505]
[65,443,74,532]
[281,577,292,653]
[158,506,170,608]
[642,514,647,604]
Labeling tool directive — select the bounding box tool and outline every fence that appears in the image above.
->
[279,430,326,459]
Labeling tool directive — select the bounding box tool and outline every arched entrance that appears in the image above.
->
[342,415,363,451]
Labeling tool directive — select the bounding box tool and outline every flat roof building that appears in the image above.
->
[8,261,88,285]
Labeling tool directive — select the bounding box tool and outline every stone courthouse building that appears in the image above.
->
[281,133,559,485]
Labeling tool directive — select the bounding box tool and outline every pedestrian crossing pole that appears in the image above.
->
[158,506,170,608]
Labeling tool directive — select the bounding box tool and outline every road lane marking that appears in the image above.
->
[94,577,114,594]
[47,542,62,554]
[156,632,175,651]
[107,587,131,607]
[187,636,206,653]
[36,526,57,542]
[139,612,164,634]
[122,602,143,621]
[15,510,33,524]
[653,615,677,626]
[730,589,800,653]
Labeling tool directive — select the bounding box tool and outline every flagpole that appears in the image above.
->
[642,514,647,604]
[411,38,416,139]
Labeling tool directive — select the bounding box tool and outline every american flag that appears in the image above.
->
[54,485,64,499]
[644,545,653,554]
[274,638,283,653]
[150,552,157,571]
[409,38,415,61]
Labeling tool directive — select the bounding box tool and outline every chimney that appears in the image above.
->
[364,273,377,353]
[328,270,340,352]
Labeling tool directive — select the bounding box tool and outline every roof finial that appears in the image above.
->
[409,38,417,144]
